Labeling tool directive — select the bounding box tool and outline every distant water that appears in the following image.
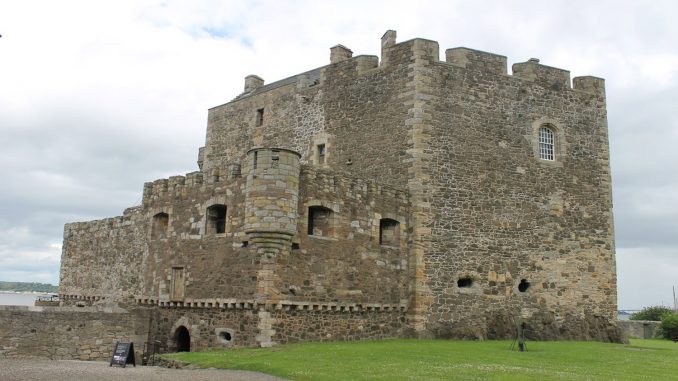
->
[0,292,46,306]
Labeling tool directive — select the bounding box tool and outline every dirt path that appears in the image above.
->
[0,358,291,381]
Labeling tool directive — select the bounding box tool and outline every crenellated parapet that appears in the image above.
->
[63,206,142,238]
[573,76,606,97]
[512,58,571,91]
[141,165,245,207]
[446,47,507,75]
[443,47,606,96]
[143,174,194,206]
[224,29,605,118]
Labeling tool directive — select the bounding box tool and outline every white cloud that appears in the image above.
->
[617,247,678,310]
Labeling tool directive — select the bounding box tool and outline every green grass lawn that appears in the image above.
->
[165,339,678,381]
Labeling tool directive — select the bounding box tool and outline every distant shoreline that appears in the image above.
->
[0,292,48,306]
[0,291,54,295]
[0,281,59,294]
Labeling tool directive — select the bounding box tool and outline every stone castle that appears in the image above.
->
[53,30,620,354]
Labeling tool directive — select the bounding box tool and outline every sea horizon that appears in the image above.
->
[0,291,51,306]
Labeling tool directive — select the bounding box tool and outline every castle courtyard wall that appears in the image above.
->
[147,304,407,351]
[152,308,260,351]
[59,207,146,305]
[0,306,150,361]
[271,309,406,343]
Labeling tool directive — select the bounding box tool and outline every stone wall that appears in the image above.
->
[150,304,407,351]
[0,306,150,361]
[61,170,259,304]
[203,72,325,173]
[272,309,406,343]
[59,207,146,304]
[318,48,413,188]
[619,320,661,339]
[62,155,411,308]
[203,40,414,190]
[411,43,618,340]
[153,308,260,352]
[139,172,257,302]
[287,166,410,304]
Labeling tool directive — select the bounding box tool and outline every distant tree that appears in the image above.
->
[660,313,678,340]
[630,306,673,321]
[0,281,58,293]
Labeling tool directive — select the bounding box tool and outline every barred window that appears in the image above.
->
[539,127,555,161]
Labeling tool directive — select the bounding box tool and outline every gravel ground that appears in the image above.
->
[0,358,291,381]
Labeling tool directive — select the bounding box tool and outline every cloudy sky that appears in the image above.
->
[1,0,676,310]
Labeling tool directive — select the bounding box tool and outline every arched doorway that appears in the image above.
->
[174,326,190,352]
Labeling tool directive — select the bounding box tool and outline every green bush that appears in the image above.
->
[630,306,673,321]
[660,312,678,339]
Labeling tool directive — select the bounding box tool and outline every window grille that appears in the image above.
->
[539,127,555,161]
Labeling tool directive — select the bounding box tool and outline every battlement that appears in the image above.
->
[573,75,606,96]
[225,30,605,105]
[141,166,245,206]
[512,58,571,90]
[63,206,142,237]
[445,47,507,75]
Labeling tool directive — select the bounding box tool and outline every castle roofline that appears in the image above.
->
[446,46,507,60]
[209,30,604,112]
[209,65,326,110]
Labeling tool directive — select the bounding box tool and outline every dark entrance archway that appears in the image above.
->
[174,326,190,352]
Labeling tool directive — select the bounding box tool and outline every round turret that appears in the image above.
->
[244,148,301,244]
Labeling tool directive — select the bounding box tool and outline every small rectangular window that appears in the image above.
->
[256,108,264,126]
[317,144,326,165]
[308,206,333,237]
[206,204,227,234]
[379,218,400,246]
[151,212,169,240]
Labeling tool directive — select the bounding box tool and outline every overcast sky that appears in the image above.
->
[1,0,676,310]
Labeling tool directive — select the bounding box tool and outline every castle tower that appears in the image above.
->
[244,148,301,301]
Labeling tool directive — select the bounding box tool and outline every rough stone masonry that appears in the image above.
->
[1,30,622,360]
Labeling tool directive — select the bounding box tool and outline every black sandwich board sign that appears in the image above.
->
[110,341,136,367]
